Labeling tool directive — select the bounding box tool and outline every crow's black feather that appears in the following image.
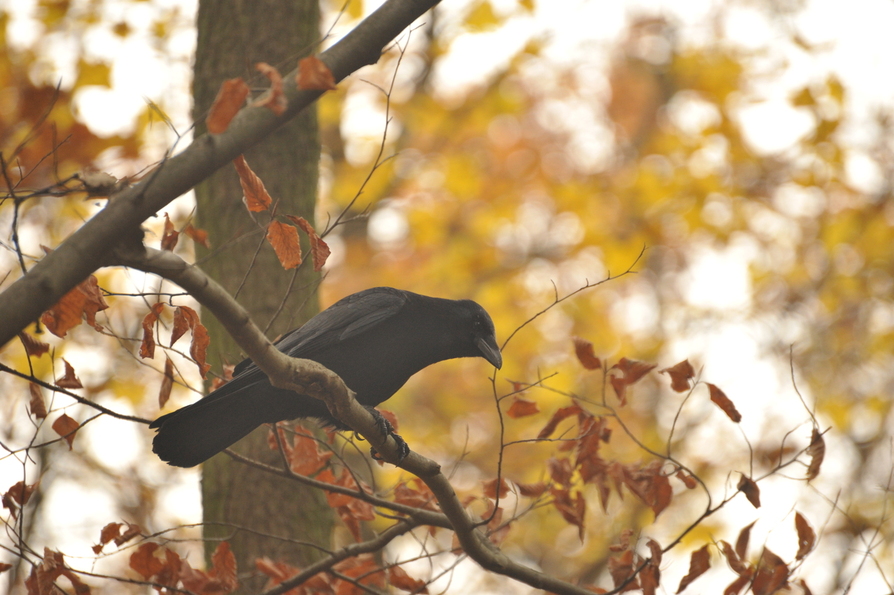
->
[150,287,502,467]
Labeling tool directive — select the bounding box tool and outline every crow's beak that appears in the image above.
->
[476,336,503,369]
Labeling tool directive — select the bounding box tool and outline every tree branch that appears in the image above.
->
[114,246,598,595]
[0,0,441,348]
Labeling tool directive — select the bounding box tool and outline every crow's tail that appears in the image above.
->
[149,378,304,467]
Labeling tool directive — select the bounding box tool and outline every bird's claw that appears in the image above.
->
[366,409,410,463]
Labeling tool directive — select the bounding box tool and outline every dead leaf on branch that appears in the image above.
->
[56,359,83,389]
[751,548,788,595]
[158,356,174,409]
[160,212,179,251]
[41,271,109,338]
[233,154,273,212]
[573,336,602,370]
[285,214,330,271]
[483,477,510,499]
[52,413,80,449]
[506,396,539,418]
[707,383,741,422]
[266,220,302,270]
[537,402,585,439]
[660,359,695,392]
[18,332,49,357]
[795,512,816,559]
[735,521,755,560]
[170,306,211,378]
[297,56,337,91]
[139,302,165,359]
[737,474,761,508]
[206,77,249,134]
[676,544,710,593]
[805,427,825,480]
[253,62,287,115]
[29,383,47,419]
[183,223,210,248]
[610,357,657,405]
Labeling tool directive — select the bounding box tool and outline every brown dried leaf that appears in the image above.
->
[642,538,662,595]
[675,468,698,489]
[170,305,192,347]
[297,56,337,91]
[737,474,761,508]
[676,544,710,593]
[393,480,439,511]
[751,548,788,595]
[159,356,174,409]
[719,540,750,576]
[707,383,741,422]
[52,414,80,449]
[189,320,211,379]
[160,212,179,251]
[550,487,585,540]
[29,383,47,419]
[548,457,574,485]
[724,573,753,595]
[139,303,165,359]
[0,562,11,574]
[266,220,302,270]
[506,396,539,418]
[2,481,37,519]
[537,402,585,439]
[129,543,166,580]
[795,512,816,560]
[41,274,109,337]
[18,332,49,358]
[805,427,825,480]
[56,359,83,389]
[515,481,547,497]
[210,541,238,592]
[387,565,428,594]
[610,357,657,405]
[233,154,273,212]
[253,62,287,115]
[660,359,695,392]
[483,477,510,499]
[183,224,210,248]
[735,521,755,560]
[286,215,330,271]
[573,337,602,370]
[206,77,249,134]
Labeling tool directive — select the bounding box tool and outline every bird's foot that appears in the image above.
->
[364,408,410,463]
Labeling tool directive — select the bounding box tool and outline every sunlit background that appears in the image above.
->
[2,0,894,592]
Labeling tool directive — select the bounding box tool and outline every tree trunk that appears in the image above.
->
[191,0,331,589]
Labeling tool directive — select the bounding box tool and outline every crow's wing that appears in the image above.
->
[232,287,409,378]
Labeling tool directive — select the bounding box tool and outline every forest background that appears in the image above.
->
[1,0,894,593]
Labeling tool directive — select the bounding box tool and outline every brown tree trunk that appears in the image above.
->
[191,0,331,590]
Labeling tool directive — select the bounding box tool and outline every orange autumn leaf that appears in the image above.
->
[140,302,165,359]
[483,477,510,499]
[28,383,47,419]
[735,520,755,560]
[210,541,238,592]
[266,220,302,269]
[573,337,602,370]
[160,212,179,251]
[610,357,657,405]
[170,305,211,378]
[129,543,166,580]
[253,62,287,115]
[52,414,80,449]
[233,154,273,212]
[707,382,742,422]
[297,55,337,91]
[660,359,695,392]
[387,565,428,594]
[506,396,539,418]
[550,486,585,540]
[286,215,330,271]
[183,224,210,248]
[537,402,585,439]
[676,544,710,593]
[206,77,249,134]
[56,359,83,389]
[18,332,49,357]
[41,273,109,337]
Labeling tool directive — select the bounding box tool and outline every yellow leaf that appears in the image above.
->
[465,0,501,32]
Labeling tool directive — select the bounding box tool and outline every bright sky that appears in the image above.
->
[3,0,894,591]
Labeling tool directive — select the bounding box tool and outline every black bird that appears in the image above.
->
[150,287,502,467]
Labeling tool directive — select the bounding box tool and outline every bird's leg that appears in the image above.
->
[362,407,410,462]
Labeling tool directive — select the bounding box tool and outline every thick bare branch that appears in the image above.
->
[0,0,440,348]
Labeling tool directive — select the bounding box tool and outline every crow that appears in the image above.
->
[150,287,502,467]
